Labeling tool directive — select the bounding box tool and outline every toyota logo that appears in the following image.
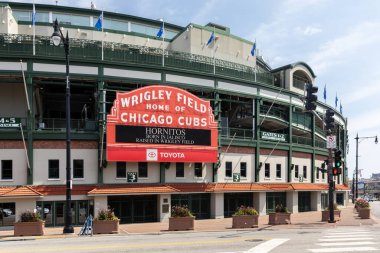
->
[148,152,156,158]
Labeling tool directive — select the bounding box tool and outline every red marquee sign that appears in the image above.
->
[107,85,218,162]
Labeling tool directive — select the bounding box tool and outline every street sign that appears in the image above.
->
[127,172,138,183]
[0,117,20,128]
[233,173,240,182]
[326,135,336,149]
[299,176,304,182]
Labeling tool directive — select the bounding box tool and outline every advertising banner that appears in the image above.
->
[107,85,218,162]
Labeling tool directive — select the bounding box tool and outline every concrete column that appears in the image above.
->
[15,199,36,222]
[287,191,298,213]
[158,194,171,221]
[93,195,108,218]
[211,193,224,219]
[311,191,321,211]
[253,192,266,215]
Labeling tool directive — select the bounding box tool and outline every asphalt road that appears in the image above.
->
[2,202,380,253]
[2,225,380,253]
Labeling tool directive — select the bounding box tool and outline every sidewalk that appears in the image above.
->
[0,203,378,240]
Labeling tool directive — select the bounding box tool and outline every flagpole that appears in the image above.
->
[101,10,104,61]
[213,26,215,75]
[33,1,35,56]
[162,18,165,67]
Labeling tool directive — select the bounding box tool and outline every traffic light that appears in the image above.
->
[333,150,342,175]
[324,109,335,132]
[305,83,318,111]
[332,167,342,176]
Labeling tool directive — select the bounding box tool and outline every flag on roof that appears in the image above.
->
[250,41,256,56]
[156,22,164,38]
[95,12,103,31]
[207,32,215,46]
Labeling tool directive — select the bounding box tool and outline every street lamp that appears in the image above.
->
[51,19,74,234]
[354,133,378,203]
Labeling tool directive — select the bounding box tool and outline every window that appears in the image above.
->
[240,162,247,177]
[138,162,148,178]
[225,162,232,177]
[295,165,299,178]
[176,163,184,178]
[303,166,307,179]
[276,164,281,178]
[48,160,59,179]
[73,160,84,179]
[1,160,12,180]
[116,162,126,178]
[194,163,202,177]
[264,163,270,178]
[322,170,325,180]
[316,168,320,179]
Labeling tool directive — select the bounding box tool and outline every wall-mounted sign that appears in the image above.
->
[233,173,240,182]
[0,117,20,128]
[261,131,286,142]
[107,85,218,162]
[127,172,138,183]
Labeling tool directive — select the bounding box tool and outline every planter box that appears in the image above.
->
[321,210,341,222]
[358,208,370,219]
[232,215,259,228]
[14,221,44,236]
[168,217,195,231]
[93,219,119,234]
[268,212,291,225]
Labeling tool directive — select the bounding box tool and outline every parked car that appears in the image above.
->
[1,208,13,217]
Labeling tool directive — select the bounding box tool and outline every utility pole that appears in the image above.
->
[325,109,336,223]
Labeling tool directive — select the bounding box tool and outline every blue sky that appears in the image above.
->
[12,0,380,179]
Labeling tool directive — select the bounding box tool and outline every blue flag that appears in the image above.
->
[340,102,343,114]
[335,93,338,108]
[156,23,164,38]
[32,4,36,26]
[95,12,103,31]
[323,84,326,101]
[251,42,256,56]
[207,32,215,46]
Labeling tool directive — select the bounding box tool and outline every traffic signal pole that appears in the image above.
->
[327,147,335,223]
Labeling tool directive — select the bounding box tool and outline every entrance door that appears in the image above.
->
[321,193,328,210]
[266,192,286,213]
[298,192,311,212]
[108,195,158,224]
[171,194,211,219]
[224,193,253,217]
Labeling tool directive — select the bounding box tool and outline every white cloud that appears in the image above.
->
[348,108,380,132]
[308,21,380,74]
[190,0,218,24]
[296,26,322,36]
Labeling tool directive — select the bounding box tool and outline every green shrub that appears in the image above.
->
[324,203,340,211]
[171,205,193,217]
[275,204,289,213]
[20,211,41,222]
[355,198,370,209]
[234,206,258,216]
[97,209,118,221]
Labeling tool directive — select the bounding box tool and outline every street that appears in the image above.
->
[1,226,379,253]
[1,202,379,253]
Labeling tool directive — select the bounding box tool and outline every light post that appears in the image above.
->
[354,133,378,203]
[51,18,74,234]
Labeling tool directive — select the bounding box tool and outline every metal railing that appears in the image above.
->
[0,33,274,86]
[292,135,313,146]
[37,118,97,131]
[259,105,288,121]
[220,127,253,139]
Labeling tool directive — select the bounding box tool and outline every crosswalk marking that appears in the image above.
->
[245,238,289,253]
[308,229,379,253]
[316,241,376,247]
[308,247,380,252]
[319,238,374,242]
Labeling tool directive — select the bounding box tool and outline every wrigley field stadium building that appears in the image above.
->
[0,2,348,227]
